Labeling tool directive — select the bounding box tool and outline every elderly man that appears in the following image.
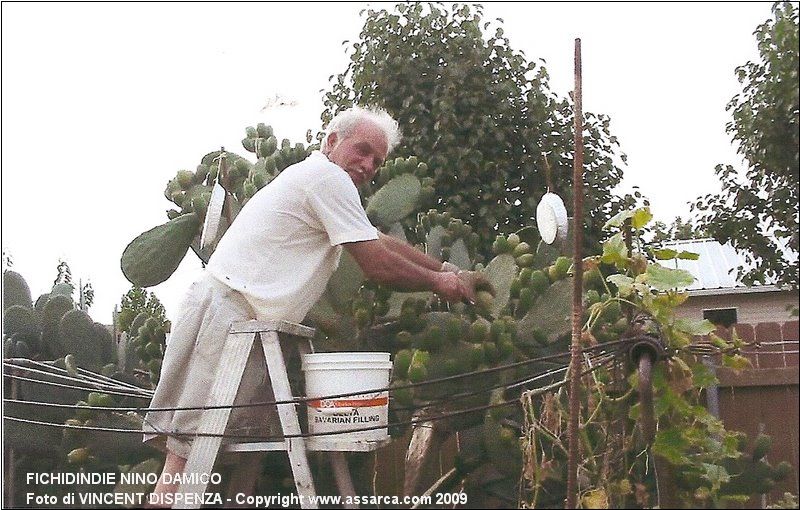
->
[143,106,481,503]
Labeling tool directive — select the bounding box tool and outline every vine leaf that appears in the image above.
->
[673,318,715,336]
[606,274,635,296]
[601,233,628,267]
[645,264,695,291]
[652,428,689,464]
[604,206,653,229]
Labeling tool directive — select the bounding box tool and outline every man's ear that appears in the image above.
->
[324,132,338,154]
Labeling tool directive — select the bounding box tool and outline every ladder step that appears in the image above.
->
[223,437,392,453]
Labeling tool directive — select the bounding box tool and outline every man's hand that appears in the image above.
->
[433,271,475,303]
[440,261,461,274]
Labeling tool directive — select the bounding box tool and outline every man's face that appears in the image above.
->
[326,121,388,186]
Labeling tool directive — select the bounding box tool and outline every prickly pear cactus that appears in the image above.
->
[57,309,115,372]
[3,269,32,310]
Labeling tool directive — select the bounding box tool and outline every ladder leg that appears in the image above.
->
[261,331,319,509]
[175,331,255,509]
[330,452,359,509]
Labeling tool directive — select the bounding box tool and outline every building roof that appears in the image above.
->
[657,238,782,295]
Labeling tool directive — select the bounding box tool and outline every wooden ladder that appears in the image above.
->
[173,320,391,509]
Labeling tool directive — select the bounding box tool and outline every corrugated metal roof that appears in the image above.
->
[657,238,772,292]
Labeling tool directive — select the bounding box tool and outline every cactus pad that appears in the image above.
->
[366,173,422,228]
[3,270,32,310]
[121,213,200,288]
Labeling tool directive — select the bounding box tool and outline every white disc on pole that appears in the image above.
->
[536,192,569,244]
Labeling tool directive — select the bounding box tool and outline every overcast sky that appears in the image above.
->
[1,2,778,323]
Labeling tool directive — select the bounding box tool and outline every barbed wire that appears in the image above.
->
[391,349,621,413]
[3,360,152,397]
[4,352,620,420]
[4,357,615,442]
[3,339,634,414]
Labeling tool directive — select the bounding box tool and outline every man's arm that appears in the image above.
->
[345,238,473,303]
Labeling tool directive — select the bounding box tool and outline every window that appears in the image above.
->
[703,308,737,328]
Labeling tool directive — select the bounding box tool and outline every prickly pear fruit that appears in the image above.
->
[394,349,413,377]
[475,291,494,313]
[515,254,535,268]
[512,242,531,257]
[553,256,571,280]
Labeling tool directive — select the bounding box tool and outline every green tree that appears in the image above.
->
[116,286,166,334]
[649,216,706,244]
[693,2,798,288]
[320,3,629,260]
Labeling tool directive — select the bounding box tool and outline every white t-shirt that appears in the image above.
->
[206,151,378,322]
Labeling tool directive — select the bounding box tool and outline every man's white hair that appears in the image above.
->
[321,106,401,154]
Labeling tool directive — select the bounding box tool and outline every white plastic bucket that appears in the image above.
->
[302,352,392,441]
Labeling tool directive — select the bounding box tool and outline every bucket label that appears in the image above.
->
[312,408,383,425]
[308,396,388,409]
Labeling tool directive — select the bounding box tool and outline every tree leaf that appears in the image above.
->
[631,207,653,229]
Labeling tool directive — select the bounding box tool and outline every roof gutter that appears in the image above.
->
[686,284,788,297]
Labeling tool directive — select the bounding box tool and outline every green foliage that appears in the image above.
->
[587,207,790,507]
[321,3,628,260]
[693,2,799,289]
[116,287,166,334]
[648,216,706,244]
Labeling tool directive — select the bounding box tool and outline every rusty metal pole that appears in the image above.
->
[565,38,584,510]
